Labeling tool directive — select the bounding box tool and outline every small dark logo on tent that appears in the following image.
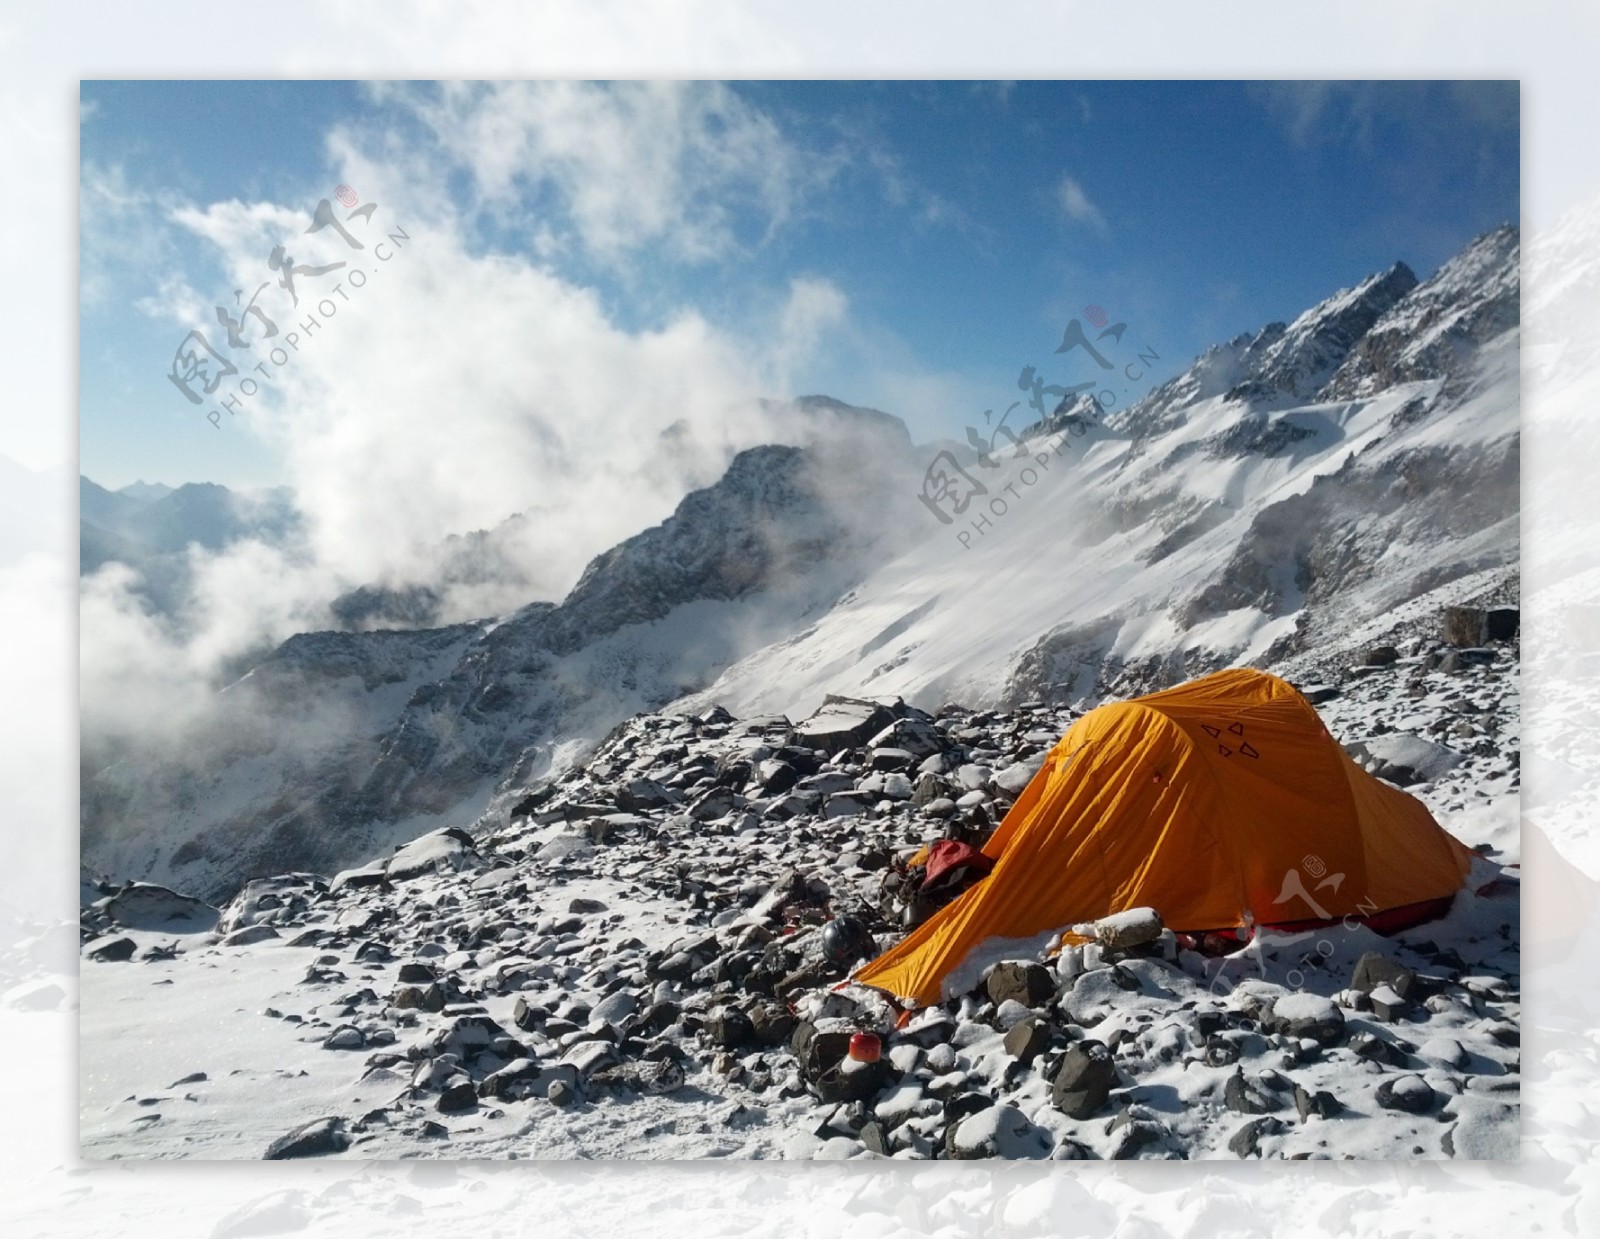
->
[1201,721,1258,758]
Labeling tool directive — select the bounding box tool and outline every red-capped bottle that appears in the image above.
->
[848,1032,881,1063]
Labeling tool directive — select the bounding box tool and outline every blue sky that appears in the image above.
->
[80,80,1519,493]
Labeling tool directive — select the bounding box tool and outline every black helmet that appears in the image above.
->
[820,915,877,968]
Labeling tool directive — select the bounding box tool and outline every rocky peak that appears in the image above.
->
[93,426,922,896]
[541,444,847,656]
[789,395,913,448]
[1109,322,1288,446]
[1320,225,1519,401]
[1112,228,1515,451]
[1224,262,1419,406]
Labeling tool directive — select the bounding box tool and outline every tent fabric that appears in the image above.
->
[853,668,1475,1007]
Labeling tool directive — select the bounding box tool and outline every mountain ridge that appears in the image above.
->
[80,227,1522,898]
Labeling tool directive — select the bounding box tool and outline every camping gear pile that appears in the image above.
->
[877,838,997,929]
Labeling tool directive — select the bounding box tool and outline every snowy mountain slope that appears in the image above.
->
[327,393,919,633]
[679,230,1519,723]
[82,411,923,899]
[81,229,1520,898]
[79,476,306,623]
[1224,261,1418,406]
[1322,225,1519,400]
[83,622,488,889]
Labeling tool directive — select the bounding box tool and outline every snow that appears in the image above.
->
[676,320,1516,726]
[68,224,1536,1173]
[78,879,817,1161]
[1273,992,1340,1023]
[386,829,477,880]
[1349,733,1466,781]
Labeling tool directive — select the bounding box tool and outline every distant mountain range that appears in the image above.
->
[116,480,175,503]
[79,477,300,574]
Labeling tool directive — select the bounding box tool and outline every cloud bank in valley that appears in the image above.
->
[81,82,886,765]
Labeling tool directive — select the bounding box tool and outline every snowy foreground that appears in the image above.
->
[80,630,1519,1162]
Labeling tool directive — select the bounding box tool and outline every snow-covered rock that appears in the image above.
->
[79,651,1519,1161]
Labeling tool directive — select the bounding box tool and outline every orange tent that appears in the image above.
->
[854,668,1475,1007]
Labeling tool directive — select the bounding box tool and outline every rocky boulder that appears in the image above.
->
[945,1102,1054,1159]
[101,883,218,933]
[386,828,480,882]
[793,696,898,756]
[985,961,1056,1008]
[1267,993,1347,1046]
[264,1117,350,1160]
[1050,1040,1118,1118]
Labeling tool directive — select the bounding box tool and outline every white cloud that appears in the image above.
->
[80,161,175,310]
[122,195,829,606]
[1252,81,1366,148]
[377,80,834,267]
[773,276,849,388]
[1253,81,1518,156]
[168,198,310,256]
[1251,81,1440,152]
[1057,173,1107,232]
[79,94,869,769]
